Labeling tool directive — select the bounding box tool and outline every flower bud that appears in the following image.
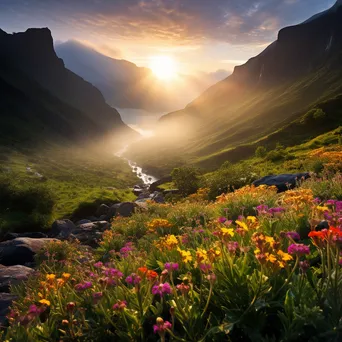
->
[66,302,75,312]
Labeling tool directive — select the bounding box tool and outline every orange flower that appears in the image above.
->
[138,267,148,275]
[146,270,158,281]
[308,231,326,239]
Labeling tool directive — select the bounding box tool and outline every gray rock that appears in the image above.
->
[105,204,119,220]
[150,192,165,203]
[149,176,172,192]
[116,202,137,217]
[51,219,76,239]
[76,219,91,225]
[163,189,180,195]
[1,232,48,242]
[96,204,109,217]
[0,293,18,328]
[0,238,56,266]
[316,220,329,231]
[252,173,310,192]
[0,265,35,292]
[99,215,107,221]
[77,221,110,232]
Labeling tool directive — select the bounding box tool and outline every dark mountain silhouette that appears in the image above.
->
[0,28,136,149]
[128,0,342,170]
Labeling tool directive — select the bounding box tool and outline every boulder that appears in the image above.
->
[316,220,329,231]
[95,204,109,217]
[0,238,56,266]
[105,204,119,220]
[77,221,110,232]
[76,219,91,225]
[163,189,180,195]
[252,173,310,192]
[0,293,18,328]
[0,265,35,292]
[2,232,48,242]
[150,192,165,203]
[116,202,137,217]
[50,219,76,239]
[137,192,151,200]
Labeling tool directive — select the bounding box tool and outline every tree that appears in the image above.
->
[171,166,200,196]
[255,146,267,158]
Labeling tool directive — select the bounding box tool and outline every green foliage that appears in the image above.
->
[255,146,267,158]
[171,166,200,195]
[301,108,327,124]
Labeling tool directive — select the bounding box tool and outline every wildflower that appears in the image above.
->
[265,253,277,263]
[196,248,209,264]
[113,300,127,312]
[28,305,41,315]
[94,261,104,268]
[299,260,310,274]
[288,244,310,256]
[247,216,257,223]
[103,268,124,278]
[62,319,69,325]
[277,250,293,261]
[152,282,172,297]
[147,270,159,281]
[285,231,300,241]
[46,274,56,281]
[138,266,148,275]
[125,273,141,285]
[75,281,92,291]
[207,273,217,285]
[177,248,193,263]
[92,292,103,304]
[227,241,239,253]
[176,283,190,295]
[153,317,172,336]
[218,216,228,223]
[235,221,248,231]
[62,273,71,280]
[164,262,179,272]
[199,263,212,273]
[66,302,76,312]
[120,243,134,257]
[207,248,221,262]
[39,299,51,306]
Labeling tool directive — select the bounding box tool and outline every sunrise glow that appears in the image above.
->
[149,55,177,80]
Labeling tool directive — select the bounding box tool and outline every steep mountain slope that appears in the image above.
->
[0,28,135,148]
[128,1,342,171]
[55,40,229,113]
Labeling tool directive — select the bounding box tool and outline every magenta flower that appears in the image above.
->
[199,263,212,273]
[285,231,300,241]
[75,281,92,291]
[227,241,239,253]
[218,217,228,223]
[269,207,285,215]
[164,262,179,272]
[120,242,134,257]
[103,268,124,278]
[299,260,310,274]
[152,282,172,297]
[125,273,141,285]
[93,261,104,268]
[153,319,172,334]
[288,244,310,256]
[113,300,127,311]
[176,283,190,295]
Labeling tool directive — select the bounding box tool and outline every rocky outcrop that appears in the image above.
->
[0,265,35,292]
[0,238,56,266]
[50,219,76,239]
[252,173,310,192]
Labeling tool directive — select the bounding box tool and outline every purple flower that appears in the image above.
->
[336,201,342,213]
[75,281,92,291]
[299,260,310,274]
[269,207,285,215]
[288,244,310,256]
[256,204,269,215]
[152,282,172,297]
[218,217,228,223]
[103,268,124,278]
[125,273,141,285]
[227,241,239,253]
[199,263,212,273]
[120,243,134,257]
[326,200,337,206]
[313,197,321,204]
[92,292,103,303]
[113,300,127,311]
[285,231,300,241]
[164,262,179,272]
[93,261,103,268]
[28,305,41,315]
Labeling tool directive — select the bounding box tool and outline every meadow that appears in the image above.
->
[2,171,342,341]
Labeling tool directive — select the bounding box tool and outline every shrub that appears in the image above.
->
[171,166,200,196]
[255,146,267,158]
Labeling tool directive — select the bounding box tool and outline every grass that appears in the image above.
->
[0,147,137,234]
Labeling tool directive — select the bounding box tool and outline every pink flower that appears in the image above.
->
[218,217,228,223]
[199,263,212,273]
[176,283,190,295]
[75,281,92,291]
[92,292,103,303]
[285,231,300,241]
[103,268,124,278]
[125,273,141,285]
[93,261,104,268]
[113,300,127,311]
[164,262,179,271]
[153,318,172,334]
[227,241,239,253]
[288,244,310,256]
[152,282,172,297]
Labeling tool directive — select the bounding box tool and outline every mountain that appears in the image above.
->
[128,0,342,172]
[55,40,229,114]
[0,28,135,149]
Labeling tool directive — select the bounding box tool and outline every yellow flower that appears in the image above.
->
[235,220,248,231]
[207,248,221,263]
[46,274,56,281]
[165,234,178,248]
[316,206,329,212]
[247,216,257,223]
[38,292,43,298]
[62,273,71,280]
[265,253,277,263]
[265,236,275,245]
[220,228,235,237]
[177,248,193,263]
[277,250,293,262]
[196,248,209,264]
[57,278,65,287]
[39,299,51,306]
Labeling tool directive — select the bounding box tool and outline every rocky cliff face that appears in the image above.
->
[0,28,133,137]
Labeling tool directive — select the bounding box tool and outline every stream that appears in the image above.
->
[115,143,159,186]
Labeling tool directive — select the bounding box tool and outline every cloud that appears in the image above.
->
[0,0,335,45]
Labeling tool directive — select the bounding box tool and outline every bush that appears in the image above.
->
[171,166,200,196]
[255,146,267,158]
[300,108,327,124]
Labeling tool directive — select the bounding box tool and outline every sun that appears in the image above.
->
[149,56,177,80]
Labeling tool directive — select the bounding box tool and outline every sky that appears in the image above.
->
[0,0,336,75]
